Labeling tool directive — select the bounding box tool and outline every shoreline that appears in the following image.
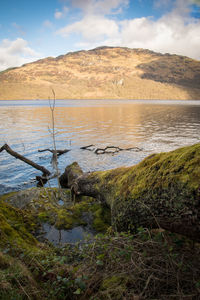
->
[0,143,200,299]
[1,97,200,101]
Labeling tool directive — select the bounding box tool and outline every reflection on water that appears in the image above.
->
[0,100,200,194]
[41,224,93,246]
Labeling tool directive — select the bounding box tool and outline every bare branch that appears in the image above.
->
[94,145,143,155]
[80,144,95,151]
[80,144,142,155]
[0,144,50,176]
[38,148,70,156]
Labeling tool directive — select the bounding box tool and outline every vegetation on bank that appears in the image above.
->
[0,223,200,299]
[67,143,200,241]
[0,143,200,299]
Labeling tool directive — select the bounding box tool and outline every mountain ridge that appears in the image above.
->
[0,46,200,100]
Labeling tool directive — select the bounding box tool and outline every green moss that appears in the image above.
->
[100,274,130,299]
[101,274,128,290]
[1,143,199,241]
[88,143,200,233]
[0,144,200,299]
[70,197,93,215]
[0,252,11,269]
[91,205,111,232]
[0,201,39,254]
[1,187,111,236]
[55,209,76,229]
[0,192,16,202]
[0,250,41,300]
[38,211,50,222]
[35,188,90,230]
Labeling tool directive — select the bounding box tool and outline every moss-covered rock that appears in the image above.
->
[0,187,110,299]
[109,143,200,238]
[0,187,111,245]
[0,200,38,252]
[65,143,200,240]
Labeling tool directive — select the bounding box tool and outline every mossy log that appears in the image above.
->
[59,143,200,241]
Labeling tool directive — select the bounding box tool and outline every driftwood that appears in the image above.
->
[38,148,70,156]
[0,144,51,176]
[38,148,70,169]
[0,144,71,185]
[95,146,142,155]
[80,144,95,151]
[81,144,142,155]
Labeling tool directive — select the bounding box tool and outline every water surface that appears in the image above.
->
[0,99,200,194]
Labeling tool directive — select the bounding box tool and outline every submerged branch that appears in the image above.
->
[0,144,51,176]
[80,144,95,151]
[38,148,70,156]
[81,144,143,155]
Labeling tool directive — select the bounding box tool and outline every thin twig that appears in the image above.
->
[49,88,61,190]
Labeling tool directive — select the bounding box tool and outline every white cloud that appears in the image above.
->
[119,15,200,59]
[56,0,200,60]
[153,0,174,9]
[69,0,129,15]
[57,15,119,41]
[0,38,41,71]
[57,0,126,42]
[12,22,26,36]
[54,6,68,19]
[43,20,53,28]
[55,10,63,19]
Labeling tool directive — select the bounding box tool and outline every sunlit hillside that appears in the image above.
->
[0,46,200,100]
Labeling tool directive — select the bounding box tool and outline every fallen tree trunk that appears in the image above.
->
[59,143,200,241]
[0,144,51,176]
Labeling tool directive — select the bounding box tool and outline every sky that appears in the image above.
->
[0,0,200,71]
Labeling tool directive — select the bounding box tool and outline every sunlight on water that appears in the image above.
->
[0,99,200,194]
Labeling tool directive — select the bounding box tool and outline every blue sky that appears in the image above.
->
[0,0,200,71]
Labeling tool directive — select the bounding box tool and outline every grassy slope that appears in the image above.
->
[0,47,200,100]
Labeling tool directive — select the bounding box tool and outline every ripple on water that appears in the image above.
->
[0,100,200,195]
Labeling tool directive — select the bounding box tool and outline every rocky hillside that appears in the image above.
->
[0,46,200,100]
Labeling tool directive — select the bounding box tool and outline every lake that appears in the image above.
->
[0,99,200,195]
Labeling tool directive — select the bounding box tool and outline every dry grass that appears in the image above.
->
[0,47,200,100]
[1,229,200,300]
[72,230,200,300]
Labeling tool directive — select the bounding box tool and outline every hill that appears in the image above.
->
[0,46,200,100]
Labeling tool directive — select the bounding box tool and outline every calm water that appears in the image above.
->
[0,99,200,195]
